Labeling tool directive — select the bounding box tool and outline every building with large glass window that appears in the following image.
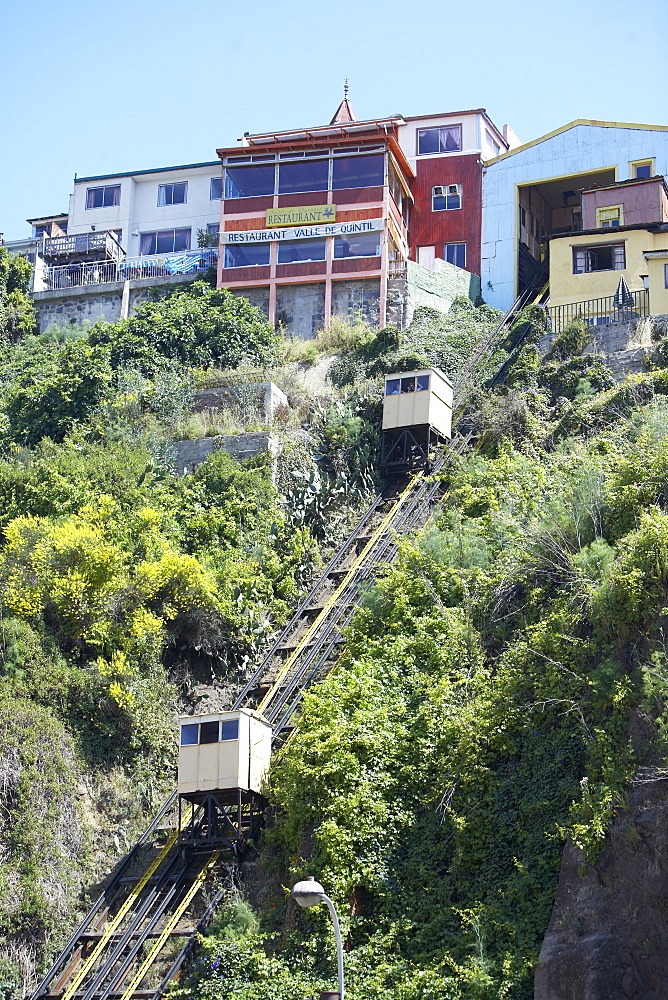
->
[216,101,511,335]
[216,111,411,335]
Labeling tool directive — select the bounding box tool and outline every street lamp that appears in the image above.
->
[291,876,344,1000]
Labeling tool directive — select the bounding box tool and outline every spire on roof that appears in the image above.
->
[330,80,357,125]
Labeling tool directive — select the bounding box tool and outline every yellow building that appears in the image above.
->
[643,248,668,315]
[549,227,662,308]
[546,175,668,329]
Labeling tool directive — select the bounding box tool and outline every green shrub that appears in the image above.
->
[545,318,590,361]
[89,282,280,375]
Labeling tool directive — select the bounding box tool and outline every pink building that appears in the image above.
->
[581,175,668,230]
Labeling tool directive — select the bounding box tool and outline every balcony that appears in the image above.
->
[42,231,125,264]
[42,249,218,291]
[546,288,649,333]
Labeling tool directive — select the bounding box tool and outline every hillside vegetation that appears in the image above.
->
[2,249,668,999]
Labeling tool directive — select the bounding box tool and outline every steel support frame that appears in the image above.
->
[381,424,444,470]
[178,792,263,851]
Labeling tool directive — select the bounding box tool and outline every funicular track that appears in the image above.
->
[33,295,529,1000]
[32,444,465,1000]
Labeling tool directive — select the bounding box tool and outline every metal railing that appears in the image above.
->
[43,231,125,263]
[120,249,217,280]
[43,249,218,290]
[546,288,649,333]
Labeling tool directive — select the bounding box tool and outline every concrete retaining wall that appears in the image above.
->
[32,273,198,332]
[172,432,281,477]
[387,260,482,328]
[32,264,480,340]
[192,381,288,420]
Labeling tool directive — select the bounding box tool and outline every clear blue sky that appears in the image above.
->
[1,0,667,240]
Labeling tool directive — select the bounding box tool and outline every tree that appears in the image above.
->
[3,340,114,445]
[0,248,35,340]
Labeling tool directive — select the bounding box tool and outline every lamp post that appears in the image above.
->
[291,877,344,1000]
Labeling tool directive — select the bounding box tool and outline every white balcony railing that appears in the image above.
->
[42,249,218,291]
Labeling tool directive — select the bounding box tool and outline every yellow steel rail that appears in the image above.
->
[61,807,191,1000]
[118,852,221,1000]
[257,470,424,716]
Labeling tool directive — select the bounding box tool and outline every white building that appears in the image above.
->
[66,160,224,257]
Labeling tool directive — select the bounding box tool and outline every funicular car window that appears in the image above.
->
[385,378,401,395]
[199,721,220,744]
[180,723,199,746]
[221,720,239,741]
[400,377,416,392]
[416,375,430,391]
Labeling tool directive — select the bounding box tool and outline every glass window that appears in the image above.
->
[278,159,328,194]
[86,185,121,209]
[223,243,271,267]
[573,244,625,273]
[417,126,462,155]
[224,164,275,198]
[200,720,220,744]
[486,132,501,158]
[199,722,220,743]
[664,263,668,289]
[206,223,220,237]
[221,719,239,741]
[632,160,653,179]
[400,376,416,393]
[158,182,187,206]
[385,378,401,395]
[433,186,461,211]
[210,177,223,200]
[332,154,384,190]
[597,206,623,229]
[140,228,191,255]
[445,243,466,268]
[278,239,326,264]
[416,375,430,391]
[180,723,199,746]
[333,232,380,259]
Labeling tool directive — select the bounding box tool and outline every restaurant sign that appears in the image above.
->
[221,219,383,245]
[266,205,336,227]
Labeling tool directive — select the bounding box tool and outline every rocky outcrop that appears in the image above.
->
[535,776,668,999]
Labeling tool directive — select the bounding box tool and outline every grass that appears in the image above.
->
[278,315,376,365]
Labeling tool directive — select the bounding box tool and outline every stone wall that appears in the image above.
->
[32,273,201,333]
[228,286,270,317]
[172,432,281,477]
[331,278,381,329]
[273,283,324,338]
[192,381,288,421]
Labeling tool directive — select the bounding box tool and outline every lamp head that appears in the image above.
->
[292,876,325,908]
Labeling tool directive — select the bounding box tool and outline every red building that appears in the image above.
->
[216,99,511,336]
